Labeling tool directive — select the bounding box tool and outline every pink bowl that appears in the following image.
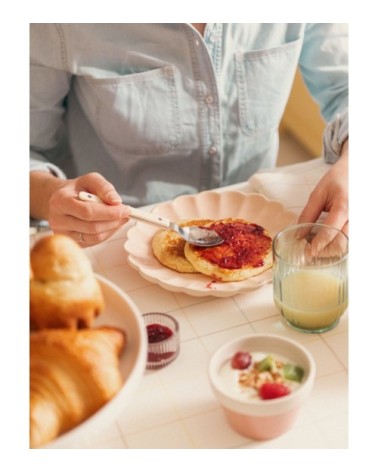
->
[208,334,316,440]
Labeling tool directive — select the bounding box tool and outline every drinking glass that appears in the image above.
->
[273,223,348,333]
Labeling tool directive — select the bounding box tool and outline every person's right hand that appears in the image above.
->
[31,171,130,247]
[297,140,349,235]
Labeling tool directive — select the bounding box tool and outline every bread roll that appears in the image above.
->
[30,234,104,330]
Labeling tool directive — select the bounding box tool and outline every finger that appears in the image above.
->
[319,203,348,232]
[78,172,122,205]
[52,213,130,234]
[68,227,122,247]
[308,226,339,257]
[310,227,349,260]
[341,220,349,236]
[73,198,130,222]
[297,191,325,226]
[296,224,348,261]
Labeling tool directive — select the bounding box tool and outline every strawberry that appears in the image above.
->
[259,382,291,400]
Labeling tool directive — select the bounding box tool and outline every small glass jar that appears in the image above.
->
[142,312,180,370]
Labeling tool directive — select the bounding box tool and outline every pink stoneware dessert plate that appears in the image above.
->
[124,190,296,297]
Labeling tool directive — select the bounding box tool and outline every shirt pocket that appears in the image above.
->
[235,38,302,136]
[77,65,181,155]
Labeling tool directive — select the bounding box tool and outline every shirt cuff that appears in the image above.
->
[322,108,349,164]
[30,159,67,180]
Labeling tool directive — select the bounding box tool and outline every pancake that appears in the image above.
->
[152,219,215,273]
[184,218,272,282]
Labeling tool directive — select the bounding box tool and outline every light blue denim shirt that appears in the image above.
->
[30,23,348,206]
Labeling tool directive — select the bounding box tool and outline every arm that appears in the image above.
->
[299,24,348,164]
[30,25,129,246]
[296,24,348,233]
[299,23,348,138]
[30,25,72,180]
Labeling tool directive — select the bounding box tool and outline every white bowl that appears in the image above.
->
[43,274,147,448]
[208,334,316,440]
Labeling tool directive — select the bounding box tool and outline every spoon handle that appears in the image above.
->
[127,207,171,229]
[78,191,171,229]
[78,191,103,203]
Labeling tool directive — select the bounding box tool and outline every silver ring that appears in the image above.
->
[78,232,85,244]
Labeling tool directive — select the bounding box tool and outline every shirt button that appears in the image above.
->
[208,146,217,155]
[205,95,214,105]
[195,39,200,46]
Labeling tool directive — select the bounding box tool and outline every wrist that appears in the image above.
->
[30,171,66,220]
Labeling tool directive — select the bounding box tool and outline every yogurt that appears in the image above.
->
[218,351,304,402]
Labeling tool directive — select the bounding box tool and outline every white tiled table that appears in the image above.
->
[30,162,348,449]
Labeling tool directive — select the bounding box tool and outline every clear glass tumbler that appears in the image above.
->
[273,223,348,333]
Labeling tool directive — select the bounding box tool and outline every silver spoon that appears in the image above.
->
[78,191,224,247]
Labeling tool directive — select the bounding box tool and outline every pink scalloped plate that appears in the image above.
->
[124,190,297,297]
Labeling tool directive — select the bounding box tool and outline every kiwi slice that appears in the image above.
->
[257,354,275,372]
[283,363,304,382]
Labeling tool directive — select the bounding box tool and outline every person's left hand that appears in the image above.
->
[298,139,348,235]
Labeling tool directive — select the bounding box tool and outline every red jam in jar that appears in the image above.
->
[147,323,173,343]
[143,313,180,369]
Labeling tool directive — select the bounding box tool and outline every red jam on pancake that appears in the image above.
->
[184,218,273,282]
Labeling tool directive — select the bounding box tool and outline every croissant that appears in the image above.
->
[30,234,104,330]
[30,326,126,448]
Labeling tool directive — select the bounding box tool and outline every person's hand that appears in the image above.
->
[34,172,130,247]
[298,139,349,235]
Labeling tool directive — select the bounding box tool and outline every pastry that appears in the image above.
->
[30,234,104,330]
[30,326,125,448]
